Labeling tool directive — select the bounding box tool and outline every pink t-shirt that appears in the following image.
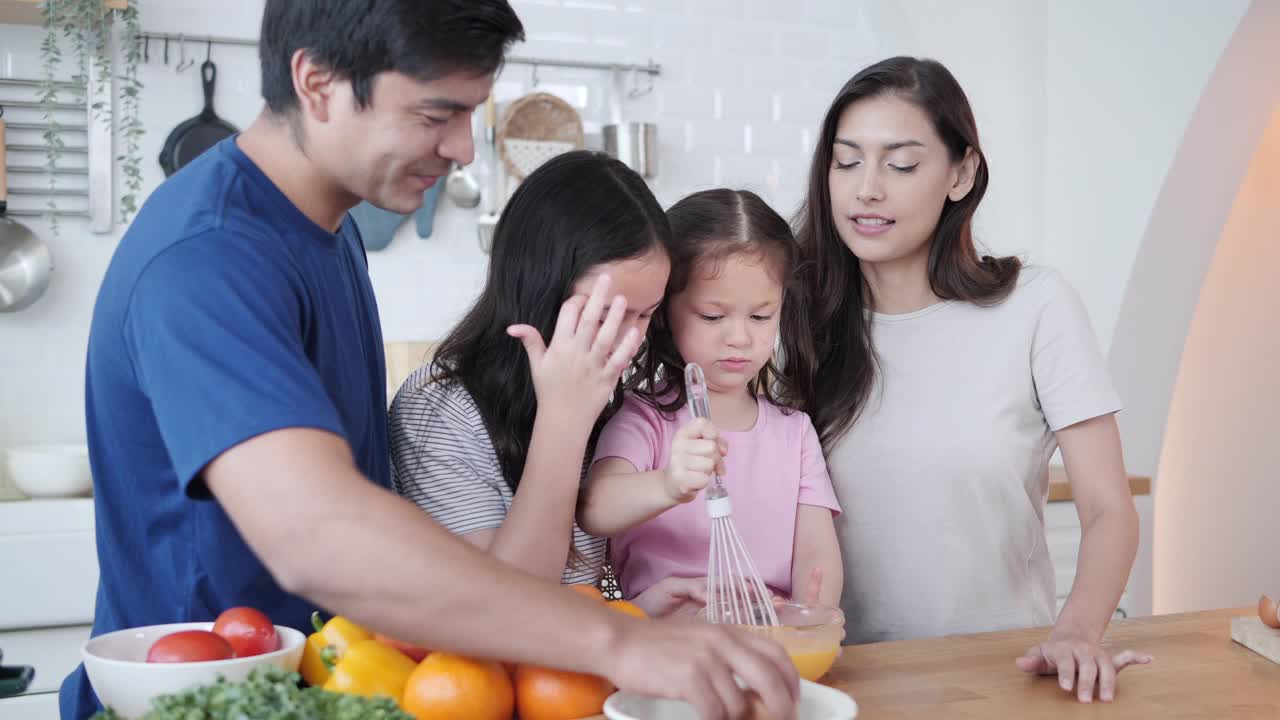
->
[593,393,841,600]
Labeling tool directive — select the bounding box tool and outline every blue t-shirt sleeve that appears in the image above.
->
[122,231,347,497]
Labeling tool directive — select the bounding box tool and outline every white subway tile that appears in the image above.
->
[517,4,592,44]
[685,0,746,20]
[623,0,687,13]
[687,120,751,152]
[654,17,716,50]
[718,88,773,125]
[658,82,716,118]
[743,59,813,93]
[774,28,830,59]
[716,22,777,57]
[803,0,851,25]
[746,0,796,23]
[683,54,750,88]
[590,15,655,49]
[719,153,774,190]
[751,122,812,158]
[564,0,621,10]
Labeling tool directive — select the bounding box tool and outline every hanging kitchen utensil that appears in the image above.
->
[158,58,238,177]
[496,92,584,181]
[603,69,657,178]
[0,111,54,313]
[445,161,481,208]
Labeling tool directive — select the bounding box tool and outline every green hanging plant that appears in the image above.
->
[39,0,144,232]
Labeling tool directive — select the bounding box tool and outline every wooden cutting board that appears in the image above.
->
[1231,615,1280,663]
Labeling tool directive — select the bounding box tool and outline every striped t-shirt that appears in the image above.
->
[388,365,607,586]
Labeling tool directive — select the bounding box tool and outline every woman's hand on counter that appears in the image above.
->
[1015,632,1152,703]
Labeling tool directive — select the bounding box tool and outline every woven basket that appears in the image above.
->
[497,92,585,180]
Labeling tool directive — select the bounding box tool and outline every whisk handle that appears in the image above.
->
[684,363,713,421]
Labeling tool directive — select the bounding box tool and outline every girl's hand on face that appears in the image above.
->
[508,274,642,425]
[662,418,727,503]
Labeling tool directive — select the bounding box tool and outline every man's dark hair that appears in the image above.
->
[259,0,524,114]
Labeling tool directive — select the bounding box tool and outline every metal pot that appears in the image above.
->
[603,122,657,178]
[0,115,53,313]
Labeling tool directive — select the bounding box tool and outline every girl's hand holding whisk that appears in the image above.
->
[663,418,728,503]
[508,274,642,427]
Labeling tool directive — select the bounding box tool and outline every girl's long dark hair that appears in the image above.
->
[796,56,1022,450]
[629,189,815,415]
[431,150,672,492]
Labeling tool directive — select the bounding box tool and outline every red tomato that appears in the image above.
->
[212,606,280,658]
[146,630,235,663]
[373,632,430,662]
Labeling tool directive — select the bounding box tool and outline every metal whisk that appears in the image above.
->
[685,363,779,627]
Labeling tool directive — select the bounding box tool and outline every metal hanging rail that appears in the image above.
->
[0,99,87,112]
[5,122,88,132]
[0,78,81,91]
[136,30,662,76]
[7,165,88,176]
[6,209,89,218]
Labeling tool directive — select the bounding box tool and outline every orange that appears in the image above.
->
[401,652,513,720]
[606,600,648,619]
[514,664,615,720]
[567,584,605,602]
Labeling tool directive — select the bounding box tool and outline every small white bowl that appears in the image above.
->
[604,679,857,720]
[4,443,93,498]
[83,621,305,719]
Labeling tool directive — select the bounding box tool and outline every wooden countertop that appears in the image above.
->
[1047,466,1150,503]
[817,607,1279,718]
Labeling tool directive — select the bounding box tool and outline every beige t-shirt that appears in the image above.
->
[828,266,1121,643]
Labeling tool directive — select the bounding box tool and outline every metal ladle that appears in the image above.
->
[0,109,54,313]
[445,161,481,209]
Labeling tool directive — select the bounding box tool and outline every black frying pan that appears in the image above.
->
[159,59,238,177]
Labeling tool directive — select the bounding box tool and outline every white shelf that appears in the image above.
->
[0,0,125,26]
[0,498,94,535]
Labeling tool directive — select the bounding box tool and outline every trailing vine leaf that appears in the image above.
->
[116,2,143,221]
[39,0,146,231]
[39,0,66,236]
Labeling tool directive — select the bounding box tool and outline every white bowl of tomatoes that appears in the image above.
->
[82,607,305,719]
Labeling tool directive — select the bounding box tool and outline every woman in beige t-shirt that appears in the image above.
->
[794,56,1150,704]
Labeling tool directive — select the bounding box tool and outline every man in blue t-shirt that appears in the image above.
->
[62,2,799,718]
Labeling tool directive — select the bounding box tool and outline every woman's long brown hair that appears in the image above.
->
[796,56,1022,450]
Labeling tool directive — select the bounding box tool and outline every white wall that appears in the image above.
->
[1151,106,1280,613]
[1039,0,1253,618]
[1044,0,1250,354]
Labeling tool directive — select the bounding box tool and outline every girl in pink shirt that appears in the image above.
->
[581,189,844,618]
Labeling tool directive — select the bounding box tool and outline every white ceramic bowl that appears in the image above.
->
[82,621,305,719]
[4,443,93,498]
[604,679,857,720]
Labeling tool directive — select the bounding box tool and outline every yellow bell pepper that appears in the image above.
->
[322,639,417,701]
[299,611,373,687]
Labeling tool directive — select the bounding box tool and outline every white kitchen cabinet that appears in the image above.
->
[0,691,60,720]
[0,626,92,694]
[0,499,98,630]
[0,499,96,714]
[1046,493,1153,620]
